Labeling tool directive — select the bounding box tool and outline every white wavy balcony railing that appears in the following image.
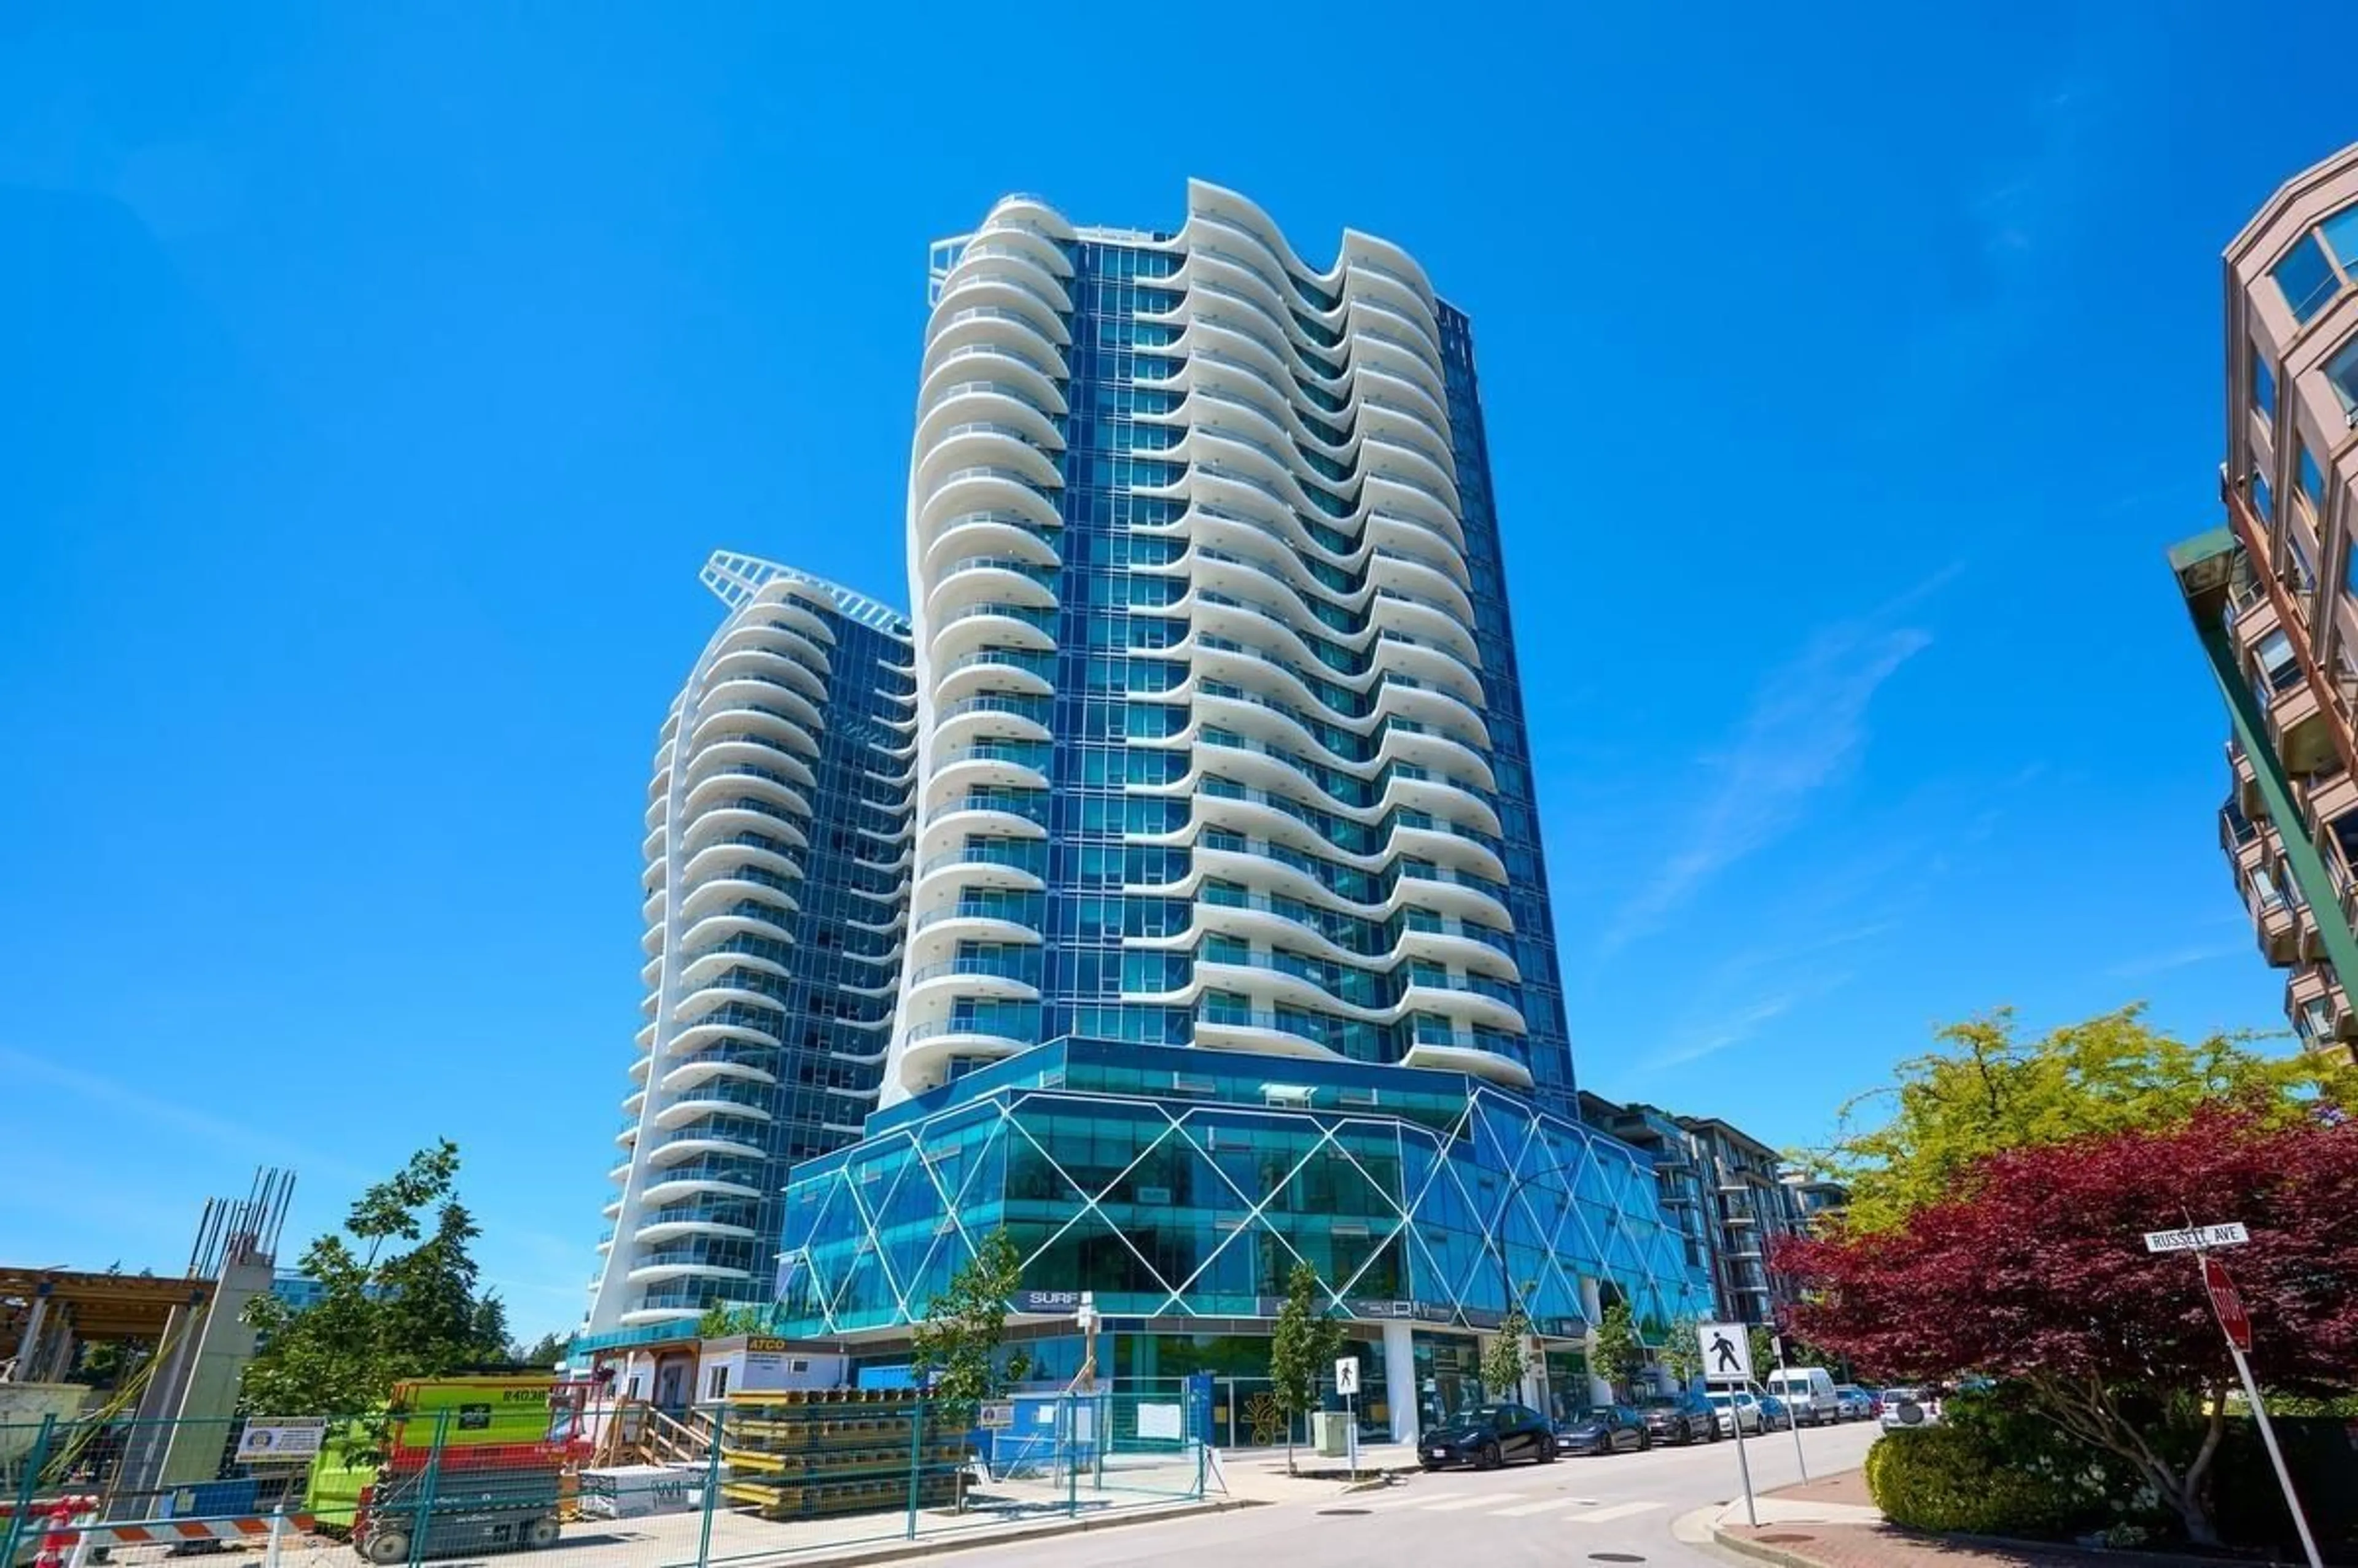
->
[1185,955,1525,1038]
[1188,834,1511,926]
[1185,539,1480,667]
[1181,765,1508,888]
[1181,896,1520,985]
[1189,797,1511,910]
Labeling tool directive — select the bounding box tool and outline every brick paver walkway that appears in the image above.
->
[1718,1520,2108,1568]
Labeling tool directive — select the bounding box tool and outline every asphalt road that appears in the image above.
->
[905,1421,1881,1568]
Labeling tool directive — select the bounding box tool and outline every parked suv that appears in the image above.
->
[1636,1391,1719,1445]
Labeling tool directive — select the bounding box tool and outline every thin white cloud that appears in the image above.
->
[2104,943,2247,981]
[0,1044,369,1183]
[1600,572,1951,953]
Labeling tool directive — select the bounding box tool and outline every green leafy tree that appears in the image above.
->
[908,1230,1032,1404]
[908,1228,1032,1512]
[1815,1006,2351,1232]
[1267,1262,1341,1476]
[1482,1302,1531,1402]
[1659,1317,1703,1385]
[1592,1300,1648,1397]
[241,1142,510,1422]
[1749,1326,1779,1381]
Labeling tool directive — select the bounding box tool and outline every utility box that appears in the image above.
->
[1310,1411,1349,1458]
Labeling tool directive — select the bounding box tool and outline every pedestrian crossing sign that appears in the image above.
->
[1700,1321,1753,1382]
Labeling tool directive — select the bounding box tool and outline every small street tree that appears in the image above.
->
[1592,1299,1647,1398]
[908,1228,1032,1512]
[1779,1108,2358,1544]
[1811,1006,2351,1232]
[1482,1302,1531,1402]
[508,1331,570,1368]
[1659,1316,1702,1386]
[909,1228,1032,1405]
[1267,1261,1340,1476]
[242,1142,510,1424]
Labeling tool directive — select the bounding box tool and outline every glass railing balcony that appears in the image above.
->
[935,693,1054,726]
[929,340,1059,381]
[936,554,1059,589]
[904,956,1044,987]
[912,904,1040,936]
[637,1198,762,1231]
[641,1159,766,1189]
[900,1019,1039,1048]
[660,1078,773,1114]
[923,790,1049,828]
[933,602,1057,637]
[924,379,1057,419]
[916,842,1049,879]
[926,465,1059,501]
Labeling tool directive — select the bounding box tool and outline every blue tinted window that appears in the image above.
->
[2324,202,2358,270]
[2273,234,2342,324]
[2330,340,2358,416]
[2254,474,2274,523]
[2253,352,2278,420]
[2301,444,2326,510]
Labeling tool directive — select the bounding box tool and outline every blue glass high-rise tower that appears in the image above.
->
[777,185,1708,1437]
[892,184,1571,1111]
[586,554,914,1334]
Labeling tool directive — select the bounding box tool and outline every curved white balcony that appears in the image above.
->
[1401,1039,1535,1090]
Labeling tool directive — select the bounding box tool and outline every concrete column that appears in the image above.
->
[1581,1278,1612,1408]
[16,1290,51,1380]
[1380,1320,1416,1443]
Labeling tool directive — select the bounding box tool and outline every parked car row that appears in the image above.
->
[1418,1378,1889,1472]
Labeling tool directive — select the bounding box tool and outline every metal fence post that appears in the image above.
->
[904,1399,922,1541]
[263,1504,287,1568]
[695,1407,723,1568]
[2,1416,58,1568]
[1064,1398,1078,1518]
[408,1408,448,1568]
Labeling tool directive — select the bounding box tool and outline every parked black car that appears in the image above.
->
[1636,1392,1719,1445]
[1554,1405,1651,1456]
[1420,1404,1557,1470]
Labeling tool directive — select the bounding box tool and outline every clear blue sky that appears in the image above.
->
[4,2,2348,1335]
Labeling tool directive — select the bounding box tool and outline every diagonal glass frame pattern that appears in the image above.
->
[776,1054,1714,1341]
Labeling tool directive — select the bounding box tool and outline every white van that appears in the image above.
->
[1765,1367,1839,1427]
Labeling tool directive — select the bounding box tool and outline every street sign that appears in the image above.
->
[978,1402,1014,1430]
[2204,1256,2254,1353]
[1334,1357,1360,1397]
[2143,1222,2249,1253]
[1698,1321,1753,1383]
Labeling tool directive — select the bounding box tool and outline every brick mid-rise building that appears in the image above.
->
[2171,143,2358,1066]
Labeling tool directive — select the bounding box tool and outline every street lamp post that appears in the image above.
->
[1488,1163,1586,1407]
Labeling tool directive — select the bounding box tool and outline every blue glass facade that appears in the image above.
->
[779,1038,1711,1339]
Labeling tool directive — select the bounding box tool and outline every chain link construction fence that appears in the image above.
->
[0,1391,1208,1568]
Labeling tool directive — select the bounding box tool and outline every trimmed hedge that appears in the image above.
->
[1865,1424,2112,1537]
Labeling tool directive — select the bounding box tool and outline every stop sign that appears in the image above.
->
[2204,1255,2254,1353]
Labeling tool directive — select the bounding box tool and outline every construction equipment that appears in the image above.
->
[346,1376,591,1564]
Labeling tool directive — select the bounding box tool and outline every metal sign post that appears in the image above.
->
[1335,1356,1361,1480]
[1771,1333,1808,1482]
[1699,1321,1757,1527]
[2144,1223,2319,1568]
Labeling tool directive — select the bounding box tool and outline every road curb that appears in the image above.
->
[768,1497,1261,1568]
[1710,1524,1824,1568]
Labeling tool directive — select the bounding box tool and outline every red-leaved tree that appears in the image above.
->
[1776,1108,2358,1544]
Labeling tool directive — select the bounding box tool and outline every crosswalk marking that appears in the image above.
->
[1420,1492,1521,1510]
[1566,1501,1664,1524]
[1495,1496,1587,1517]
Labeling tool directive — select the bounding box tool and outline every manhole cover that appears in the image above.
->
[1589,1555,1646,1563]
[1757,1535,1816,1546]
[1317,1508,1371,1516]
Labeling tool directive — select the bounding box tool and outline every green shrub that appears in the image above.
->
[1866,1425,2112,1537]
